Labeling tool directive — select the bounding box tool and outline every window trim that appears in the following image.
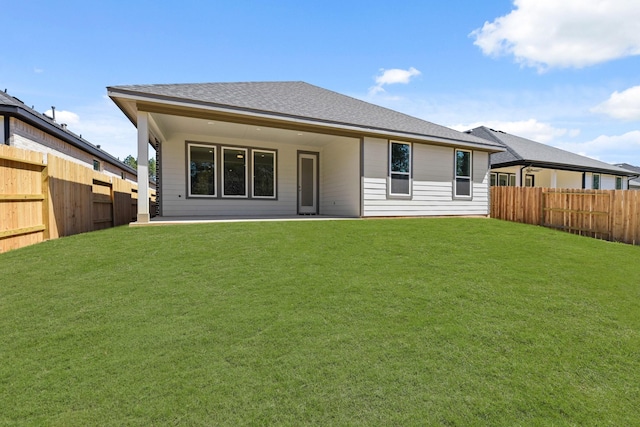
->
[252,149,277,199]
[187,142,216,198]
[454,149,472,198]
[615,176,623,190]
[93,159,101,172]
[496,172,516,187]
[388,140,412,198]
[592,173,601,190]
[525,174,535,187]
[186,141,278,200]
[222,146,248,198]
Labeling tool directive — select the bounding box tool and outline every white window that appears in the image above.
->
[490,173,497,186]
[188,144,215,197]
[389,141,411,196]
[592,174,601,190]
[93,160,101,172]
[616,176,623,190]
[222,147,248,197]
[454,149,472,197]
[253,150,276,198]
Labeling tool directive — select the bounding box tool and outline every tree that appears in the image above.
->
[123,155,137,170]
[148,158,156,182]
[123,155,156,182]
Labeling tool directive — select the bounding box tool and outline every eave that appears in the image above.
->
[108,88,505,153]
[492,160,636,177]
[0,104,137,175]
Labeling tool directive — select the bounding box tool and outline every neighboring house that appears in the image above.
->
[107,81,504,222]
[0,89,137,182]
[467,126,635,190]
[613,163,640,190]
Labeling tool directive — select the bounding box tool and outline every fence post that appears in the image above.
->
[41,164,50,240]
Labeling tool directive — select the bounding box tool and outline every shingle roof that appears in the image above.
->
[107,81,502,149]
[468,126,635,176]
[615,163,640,185]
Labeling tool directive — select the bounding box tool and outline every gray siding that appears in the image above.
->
[161,131,360,217]
[320,138,360,216]
[362,137,490,216]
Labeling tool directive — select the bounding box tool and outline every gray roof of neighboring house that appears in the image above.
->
[107,81,503,150]
[614,163,640,185]
[467,126,635,176]
[0,90,137,175]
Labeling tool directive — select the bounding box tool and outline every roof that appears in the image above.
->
[615,163,640,186]
[0,90,137,175]
[107,81,503,151]
[467,126,635,176]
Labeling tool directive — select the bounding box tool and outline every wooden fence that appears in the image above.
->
[491,186,640,245]
[1,145,154,253]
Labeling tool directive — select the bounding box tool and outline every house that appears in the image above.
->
[0,89,137,182]
[107,81,504,222]
[613,163,640,190]
[466,126,635,190]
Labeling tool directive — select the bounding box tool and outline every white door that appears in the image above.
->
[298,152,318,214]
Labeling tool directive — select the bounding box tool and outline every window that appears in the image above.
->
[189,144,215,196]
[525,174,535,187]
[93,160,100,171]
[490,173,497,186]
[455,149,472,197]
[222,147,248,197]
[616,176,623,190]
[389,141,411,196]
[497,173,516,187]
[253,150,276,198]
[592,174,601,190]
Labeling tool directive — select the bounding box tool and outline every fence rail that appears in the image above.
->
[491,186,640,245]
[1,145,153,253]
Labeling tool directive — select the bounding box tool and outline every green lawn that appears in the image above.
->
[1,218,639,426]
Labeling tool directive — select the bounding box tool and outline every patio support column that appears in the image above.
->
[137,111,150,223]
[550,170,557,189]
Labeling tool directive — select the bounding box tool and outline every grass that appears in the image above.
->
[1,218,639,426]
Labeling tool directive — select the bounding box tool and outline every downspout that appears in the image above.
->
[3,114,9,145]
[519,164,529,187]
[629,175,640,189]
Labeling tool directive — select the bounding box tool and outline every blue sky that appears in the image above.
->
[3,0,640,165]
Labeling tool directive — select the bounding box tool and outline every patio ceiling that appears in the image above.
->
[150,112,353,147]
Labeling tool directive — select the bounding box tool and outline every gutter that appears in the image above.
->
[108,89,506,153]
[0,104,137,176]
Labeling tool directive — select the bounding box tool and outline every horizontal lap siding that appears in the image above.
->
[161,134,299,216]
[320,139,360,216]
[362,137,490,217]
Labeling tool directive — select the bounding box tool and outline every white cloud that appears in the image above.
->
[46,101,137,160]
[555,130,640,164]
[44,109,80,126]
[471,0,640,70]
[450,119,579,143]
[591,86,640,120]
[369,67,421,95]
